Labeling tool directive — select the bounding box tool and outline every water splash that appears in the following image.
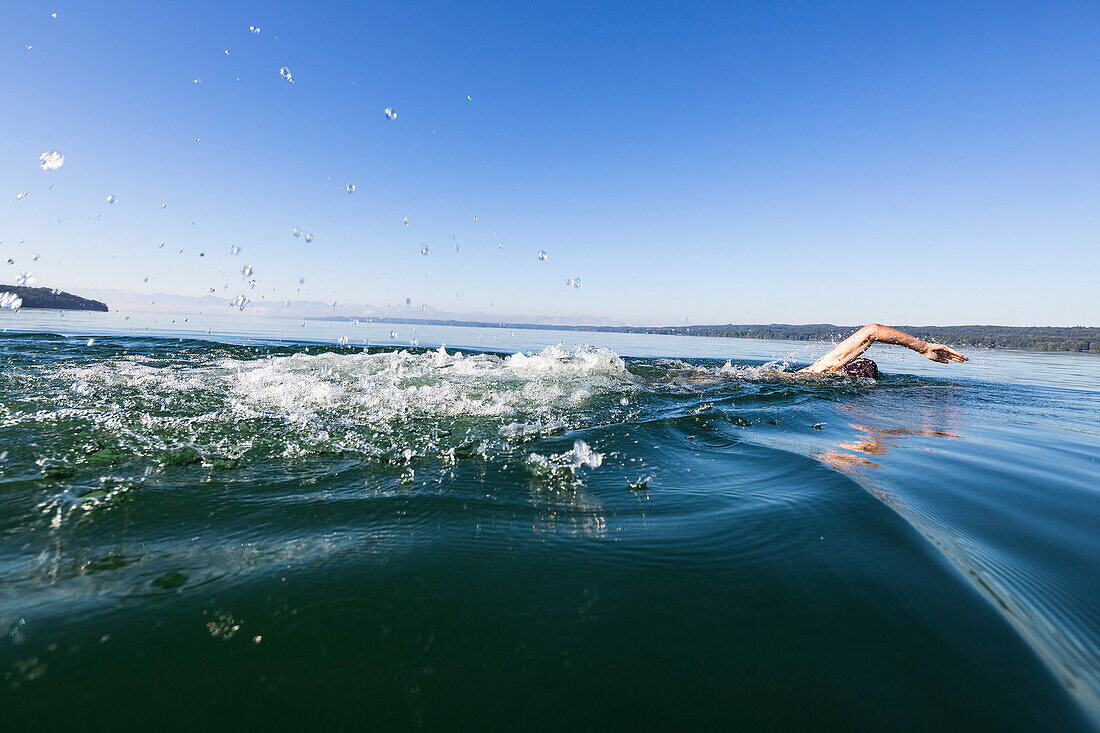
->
[39,150,64,170]
[11,345,632,476]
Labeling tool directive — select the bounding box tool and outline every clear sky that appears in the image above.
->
[2,0,1098,326]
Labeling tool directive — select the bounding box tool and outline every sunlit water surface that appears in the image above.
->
[2,309,1099,730]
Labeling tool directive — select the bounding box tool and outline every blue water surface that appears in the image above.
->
[1,309,1098,730]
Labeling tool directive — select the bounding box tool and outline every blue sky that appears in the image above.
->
[2,0,1098,326]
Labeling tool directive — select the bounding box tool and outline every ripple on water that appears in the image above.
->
[5,335,1099,726]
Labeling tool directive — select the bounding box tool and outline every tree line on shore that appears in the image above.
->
[338,317,1099,353]
[626,324,1099,352]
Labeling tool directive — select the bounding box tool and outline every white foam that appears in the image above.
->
[28,345,636,463]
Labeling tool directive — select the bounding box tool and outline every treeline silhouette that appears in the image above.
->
[341,317,1099,353]
[0,285,108,312]
[627,324,1100,353]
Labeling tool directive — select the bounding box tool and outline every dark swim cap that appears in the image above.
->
[842,358,879,379]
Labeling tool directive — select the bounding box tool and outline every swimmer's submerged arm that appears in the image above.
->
[800,323,968,373]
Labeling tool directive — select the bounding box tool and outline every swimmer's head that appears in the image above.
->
[842,358,879,379]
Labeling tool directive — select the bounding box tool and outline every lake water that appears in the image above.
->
[2,309,1099,730]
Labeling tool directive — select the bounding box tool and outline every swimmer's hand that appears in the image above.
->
[921,343,968,364]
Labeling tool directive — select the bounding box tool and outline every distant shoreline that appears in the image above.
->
[0,285,107,312]
[3,287,1094,352]
[309,316,1100,353]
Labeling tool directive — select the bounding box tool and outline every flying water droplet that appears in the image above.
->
[0,292,22,310]
[420,243,431,256]
[337,336,349,346]
[565,277,582,288]
[304,233,314,243]
[280,66,294,83]
[51,12,58,19]
[39,150,64,170]
[15,192,28,200]
[537,250,548,260]
[389,330,398,338]
[240,265,254,277]
[346,182,355,194]
[86,338,95,347]
[229,245,240,255]
[158,241,165,248]
[106,194,116,204]
[249,25,260,35]
[384,107,398,120]
[231,294,250,310]
[15,272,36,286]
[193,79,201,84]
[292,227,301,238]
[403,216,410,226]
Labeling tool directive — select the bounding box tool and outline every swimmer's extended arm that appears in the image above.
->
[800,324,968,373]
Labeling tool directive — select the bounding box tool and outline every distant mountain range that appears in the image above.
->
[0,285,108,312]
[69,287,618,326]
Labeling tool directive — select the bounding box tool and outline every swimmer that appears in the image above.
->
[800,324,968,378]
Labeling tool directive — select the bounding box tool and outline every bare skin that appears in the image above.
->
[800,323,968,374]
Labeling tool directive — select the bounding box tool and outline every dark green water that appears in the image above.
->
[2,332,1099,730]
